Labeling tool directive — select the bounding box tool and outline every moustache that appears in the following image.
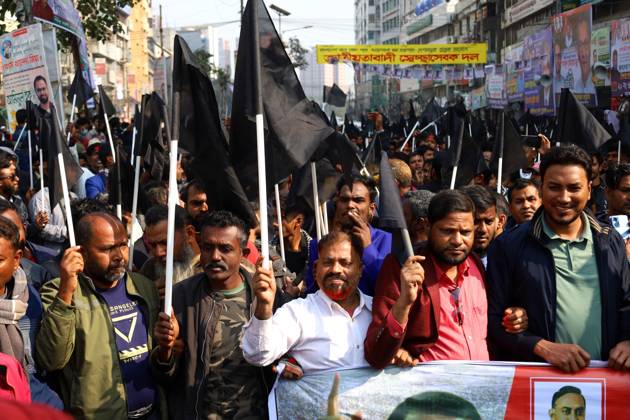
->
[324,273,347,283]
[204,261,228,271]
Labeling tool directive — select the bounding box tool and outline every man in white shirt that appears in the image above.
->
[241,230,371,377]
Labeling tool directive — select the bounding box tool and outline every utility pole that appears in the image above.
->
[159,4,169,108]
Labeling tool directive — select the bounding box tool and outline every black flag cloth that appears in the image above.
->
[230,0,334,199]
[136,92,165,158]
[444,120,480,188]
[67,69,94,110]
[44,106,83,208]
[419,98,445,130]
[326,83,347,107]
[330,111,338,130]
[172,35,256,227]
[491,115,528,180]
[378,151,407,230]
[557,88,611,152]
[97,85,116,117]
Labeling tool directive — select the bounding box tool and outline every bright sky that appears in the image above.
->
[156,0,355,49]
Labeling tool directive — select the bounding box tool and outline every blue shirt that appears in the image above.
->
[305,226,392,296]
[97,276,156,413]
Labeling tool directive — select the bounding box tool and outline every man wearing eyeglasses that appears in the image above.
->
[365,190,526,368]
[0,150,31,227]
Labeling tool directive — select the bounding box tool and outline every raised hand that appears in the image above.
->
[253,262,276,320]
[154,310,180,362]
[58,246,84,305]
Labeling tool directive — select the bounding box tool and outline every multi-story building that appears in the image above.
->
[301,48,354,108]
[128,0,155,106]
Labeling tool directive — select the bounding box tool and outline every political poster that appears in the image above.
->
[270,363,630,420]
[591,26,610,88]
[552,4,595,106]
[32,0,96,94]
[611,18,630,97]
[524,28,555,115]
[504,43,525,103]
[485,65,508,109]
[0,23,54,131]
[316,43,487,65]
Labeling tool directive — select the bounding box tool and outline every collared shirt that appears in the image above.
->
[241,290,372,374]
[418,256,489,362]
[541,213,602,359]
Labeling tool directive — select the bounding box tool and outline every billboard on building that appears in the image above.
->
[611,18,630,97]
[552,4,595,106]
[0,23,54,131]
[524,28,555,115]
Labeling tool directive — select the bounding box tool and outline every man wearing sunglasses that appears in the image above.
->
[365,190,527,368]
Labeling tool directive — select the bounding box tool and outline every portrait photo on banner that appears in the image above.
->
[531,378,604,420]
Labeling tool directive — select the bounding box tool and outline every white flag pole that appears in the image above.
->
[65,94,77,145]
[253,0,270,269]
[39,148,44,210]
[497,112,505,194]
[401,228,414,259]
[128,154,142,270]
[103,111,116,164]
[321,201,329,235]
[398,120,419,151]
[274,184,285,262]
[311,162,322,240]
[51,107,76,246]
[12,125,25,151]
[27,130,33,190]
[450,166,458,190]
[130,125,137,163]
[164,92,179,316]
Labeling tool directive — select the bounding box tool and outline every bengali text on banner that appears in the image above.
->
[316,43,488,66]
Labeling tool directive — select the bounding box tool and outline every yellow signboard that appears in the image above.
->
[316,43,488,65]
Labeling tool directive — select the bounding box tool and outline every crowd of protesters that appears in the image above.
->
[0,87,629,420]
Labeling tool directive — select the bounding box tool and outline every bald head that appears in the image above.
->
[77,212,125,246]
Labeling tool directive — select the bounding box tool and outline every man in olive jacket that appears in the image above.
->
[36,212,166,419]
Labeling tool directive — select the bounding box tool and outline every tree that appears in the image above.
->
[2,0,139,42]
[193,48,214,79]
[287,36,308,69]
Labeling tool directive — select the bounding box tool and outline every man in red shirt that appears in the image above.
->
[365,190,526,368]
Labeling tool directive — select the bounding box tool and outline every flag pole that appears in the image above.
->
[12,125,25,151]
[164,91,179,316]
[103,111,116,164]
[253,0,270,268]
[401,228,414,258]
[398,120,419,151]
[311,162,322,240]
[39,148,44,210]
[399,111,447,151]
[449,166,458,190]
[274,184,285,261]
[115,144,123,220]
[65,94,77,145]
[27,130,33,190]
[128,154,142,270]
[497,112,505,194]
[618,140,622,165]
[52,107,76,247]
[321,201,329,235]
[130,124,137,162]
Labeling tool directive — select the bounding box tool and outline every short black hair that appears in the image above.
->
[551,385,585,408]
[0,149,16,170]
[590,151,604,165]
[336,174,377,203]
[15,109,27,125]
[0,200,19,221]
[508,178,541,201]
[145,205,191,230]
[181,179,206,203]
[427,190,475,224]
[199,210,248,248]
[605,163,630,191]
[494,191,509,218]
[71,198,114,228]
[75,116,91,128]
[539,144,592,182]
[403,189,434,220]
[388,391,481,420]
[460,185,496,213]
[317,230,363,260]
[33,75,47,89]
[0,215,20,251]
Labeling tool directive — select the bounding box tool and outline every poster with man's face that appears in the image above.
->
[611,18,630,97]
[552,4,596,106]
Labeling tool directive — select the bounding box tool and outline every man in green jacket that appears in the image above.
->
[36,212,165,419]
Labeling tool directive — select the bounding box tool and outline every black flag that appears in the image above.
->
[97,85,116,117]
[109,144,133,211]
[444,120,479,188]
[45,106,83,208]
[326,83,347,107]
[67,69,94,110]
[491,115,528,180]
[557,88,611,152]
[419,97,445,130]
[378,151,407,230]
[172,35,256,226]
[330,111,338,130]
[230,0,334,199]
[136,92,165,158]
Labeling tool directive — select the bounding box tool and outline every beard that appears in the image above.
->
[429,240,470,266]
[155,242,197,284]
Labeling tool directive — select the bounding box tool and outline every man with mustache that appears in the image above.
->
[461,185,499,268]
[141,205,201,294]
[36,212,165,419]
[486,145,630,372]
[605,163,630,220]
[151,210,273,419]
[241,231,371,377]
[365,190,493,368]
[305,175,392,296]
